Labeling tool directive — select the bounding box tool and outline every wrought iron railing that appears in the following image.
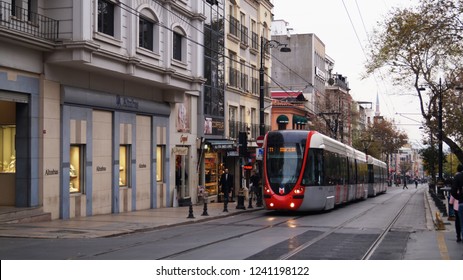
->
[0,1,59,41]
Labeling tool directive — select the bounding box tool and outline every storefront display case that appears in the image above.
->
[70,145,84,193]
[0,125,16,173]
[204,153,218,195]
[119,145,130,187]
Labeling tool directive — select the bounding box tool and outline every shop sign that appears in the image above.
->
[173,147,188,155]
[116,95,139,109]
[96,166,107,172]
[45,169,59,175]
[227,150,239,157]
[243,165,253,170]
[139,163,147,168]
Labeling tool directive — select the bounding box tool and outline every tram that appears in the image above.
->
[263,130,387,211]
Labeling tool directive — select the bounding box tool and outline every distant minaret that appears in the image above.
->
[375,92,380,116]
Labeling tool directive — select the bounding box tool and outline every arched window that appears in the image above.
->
[139,8,159,52]
[173,26,186,62]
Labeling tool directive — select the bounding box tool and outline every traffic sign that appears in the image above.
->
[256,135,264,147]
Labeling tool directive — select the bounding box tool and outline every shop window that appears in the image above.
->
[156,145,164,182]
[204,152,218,195]
[119,145,131,187]
[70,145,85,193]
[0,125,16,173]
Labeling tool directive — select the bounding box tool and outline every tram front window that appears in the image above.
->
[266,143,303,186]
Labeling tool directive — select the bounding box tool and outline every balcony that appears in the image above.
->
[0,1,59,42]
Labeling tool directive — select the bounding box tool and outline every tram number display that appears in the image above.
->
[268,147,296,153]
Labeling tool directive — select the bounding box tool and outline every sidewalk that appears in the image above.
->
[416,188,463,260]
[0,202,262,239]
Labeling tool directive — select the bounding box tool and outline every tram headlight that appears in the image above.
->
[290,202,295,208]
[269,203,274,207]
[294,187,304,194]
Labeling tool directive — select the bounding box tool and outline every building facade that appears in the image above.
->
[199,0,274,202]
[0,0,205,219]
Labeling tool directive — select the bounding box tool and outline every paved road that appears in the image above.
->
[0,185,461,260]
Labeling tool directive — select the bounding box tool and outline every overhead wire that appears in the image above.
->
[354,0,396,118]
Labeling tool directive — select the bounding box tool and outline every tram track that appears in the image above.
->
[275,188,420,260]
[157,213,306,260]
[159,188,417,260]
[77,188,420,260]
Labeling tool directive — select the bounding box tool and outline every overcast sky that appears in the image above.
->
[272,0,424,144]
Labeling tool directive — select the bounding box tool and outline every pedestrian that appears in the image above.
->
[219,168,233,211]
[451,163,463,242]
[414,178,418,189]
[450,194,460,242]
[250,170,260,201]
[403,178,408,189]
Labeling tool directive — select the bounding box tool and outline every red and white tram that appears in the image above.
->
[263,130,387,211]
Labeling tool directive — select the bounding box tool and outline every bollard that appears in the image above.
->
[187,203,195,219]
[236,190,246,210]
[202,202,209,216]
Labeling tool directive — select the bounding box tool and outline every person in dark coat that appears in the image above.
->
[451,164,463,242]
[219,168,233,205]
[250,170,261,201]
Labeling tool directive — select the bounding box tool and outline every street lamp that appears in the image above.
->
[437,78,443,187]
[259,37,291,136]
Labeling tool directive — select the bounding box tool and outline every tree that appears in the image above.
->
[352,118,408,175]
[365,0,463,164]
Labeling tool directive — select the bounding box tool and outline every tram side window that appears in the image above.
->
[324,151,346,185]
[347,158,356,184]
[302,149,323,186]
[357,160,368,184]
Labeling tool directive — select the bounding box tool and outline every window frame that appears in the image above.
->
[156,145,165,182]
[70,144,85,194]
[119,144,131,187]
[97,0,115,36]
[139,15,154,51]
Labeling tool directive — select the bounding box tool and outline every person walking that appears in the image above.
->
[403,178,408,189]
[219,168,233,212]
[414,178,419,188]
[451,164,463,242]
[250,170,261,205]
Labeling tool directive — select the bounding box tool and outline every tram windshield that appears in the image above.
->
[266,142,304,186]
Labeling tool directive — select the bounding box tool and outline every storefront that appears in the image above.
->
[203,140,237,201]
[0,71,40,208]
[60,86,170,219]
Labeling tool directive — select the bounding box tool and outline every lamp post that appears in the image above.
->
[257,37,290,208]
[259,37,291,136]
[437,78,443,187]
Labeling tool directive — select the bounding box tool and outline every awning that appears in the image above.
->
[276,115,289,124]
[206,140,236,150]
[293,115,307,124]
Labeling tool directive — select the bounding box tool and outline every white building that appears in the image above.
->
[0,0,205,219]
